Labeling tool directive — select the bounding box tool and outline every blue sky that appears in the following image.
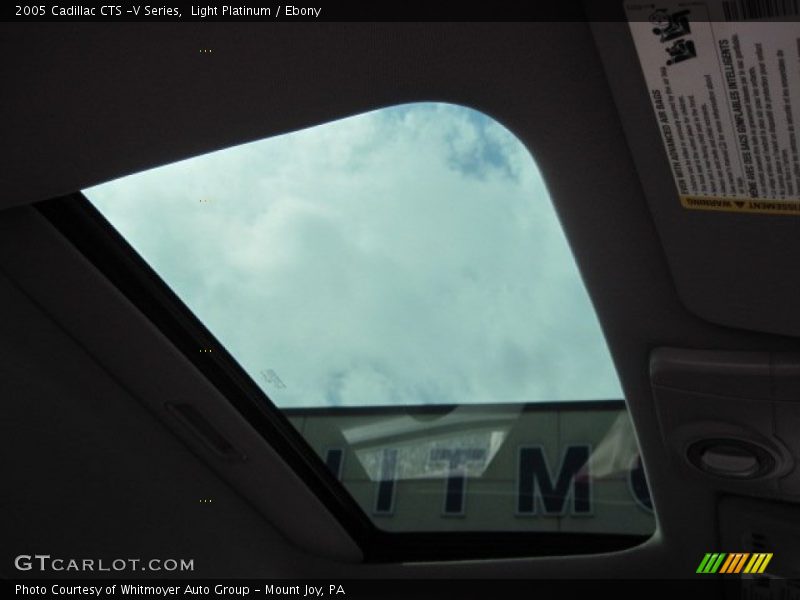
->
[85,103,623,407]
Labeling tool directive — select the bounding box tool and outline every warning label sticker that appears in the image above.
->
[626,1,800,215]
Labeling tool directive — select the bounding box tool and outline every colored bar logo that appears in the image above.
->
[696,553,773,574]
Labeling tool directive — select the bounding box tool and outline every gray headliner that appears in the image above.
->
[2,19,799,578]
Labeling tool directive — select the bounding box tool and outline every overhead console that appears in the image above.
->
[652,348,800,579]
[651,347,800,498]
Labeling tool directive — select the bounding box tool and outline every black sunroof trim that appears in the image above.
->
[36,192,652,562]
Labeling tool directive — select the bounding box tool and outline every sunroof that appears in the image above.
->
[86,103,622,407]
[83,103,654,539]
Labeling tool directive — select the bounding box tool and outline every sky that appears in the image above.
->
[85,103,623,407]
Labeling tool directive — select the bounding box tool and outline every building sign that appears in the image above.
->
[286,402,655,535]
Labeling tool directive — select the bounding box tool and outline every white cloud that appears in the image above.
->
[86,103,623,407]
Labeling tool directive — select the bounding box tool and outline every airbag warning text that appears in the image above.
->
[627,1,800,214]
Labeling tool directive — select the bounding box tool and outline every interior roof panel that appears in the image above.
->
[0,22,596,209]
[4,16,800,576]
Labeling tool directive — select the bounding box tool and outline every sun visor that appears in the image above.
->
[590,3,800,337]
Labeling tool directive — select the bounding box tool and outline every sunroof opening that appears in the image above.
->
[83,102,655,538]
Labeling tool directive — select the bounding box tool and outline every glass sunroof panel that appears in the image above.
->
[84,103,655,537]
[86,103,622,408]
